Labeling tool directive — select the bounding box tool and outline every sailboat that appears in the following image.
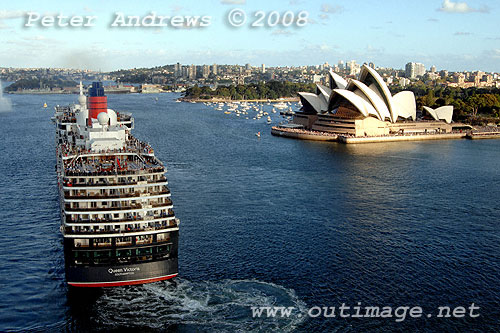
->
[43,102,48,108]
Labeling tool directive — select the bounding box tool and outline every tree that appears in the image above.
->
[190,85,202,98]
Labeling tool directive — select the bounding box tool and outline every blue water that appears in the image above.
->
[0,93,499,332]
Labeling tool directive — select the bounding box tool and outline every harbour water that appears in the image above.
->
[0,93,499,332]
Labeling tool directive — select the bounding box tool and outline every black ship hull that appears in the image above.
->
[63,231,179,287]
[65,258,178,287]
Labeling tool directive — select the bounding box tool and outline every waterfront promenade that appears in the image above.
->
[271,126,500,144]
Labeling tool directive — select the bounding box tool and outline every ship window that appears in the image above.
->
[93,238,112,247]
[93,250,111,258]
[116,249,132,257]
[136,235,152,244]
[116,236,132,246]
[73,251,90,258]
[74,239,89,247]
[157,245,171,254]
[136,247,152,256]
[157,233,170,242]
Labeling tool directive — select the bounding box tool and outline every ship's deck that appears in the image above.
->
[60,135,154,158]
[59,130,164,176]
[66,159,163,176]
[55,106,132,123]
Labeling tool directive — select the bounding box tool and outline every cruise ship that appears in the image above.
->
[53,82,179,287]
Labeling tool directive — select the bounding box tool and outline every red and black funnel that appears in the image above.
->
[87,82,107,126]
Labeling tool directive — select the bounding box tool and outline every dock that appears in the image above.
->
[271,126,500,144]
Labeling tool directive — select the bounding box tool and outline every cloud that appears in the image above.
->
[307,17,318,24]
[0,10,25,28]
[23,35,48,41]
[170,5,183,13]
[319,3,343,21]
[454,31,472,36]
[220,0,246,4]
[489,49,500,59]
[320,4,343,14]
[438,0,489,13]
[319,44,333,51]
[0,10,25,19]
[6,35,59,48]
[271,29,294,36]
[427,18,439,22]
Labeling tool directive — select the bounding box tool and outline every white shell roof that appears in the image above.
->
[331,89,379,119]
[299,92,327,114]
[348,79,391,121]
[359,65,397,122]
[329,68,348,90]
[393,91,416,121]
[423,106,453,123]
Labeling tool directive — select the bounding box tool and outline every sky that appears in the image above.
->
[0,0,499,72]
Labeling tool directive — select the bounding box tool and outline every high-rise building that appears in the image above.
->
[202,65,210,78]
[312,74,323,83]
[245,63,251,70]
[346,60,360,75]
[430,65,436,73]
[212,63,218,75]
[261,64,266,73]
[405,62,426,79]
[453,73,465,84]
[174,62,182,77]
[181,66,189,79]
[188,64,196,80]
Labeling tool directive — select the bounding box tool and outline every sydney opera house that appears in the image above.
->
[292,65,455,137]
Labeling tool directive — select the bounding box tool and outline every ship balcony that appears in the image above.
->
[60,139,158,161]
[62,176,167,187]
[64,166,164,177]
[64,198,172,212]
[65,209,175,225]
[63,189,171,201]
[64,220,178,236]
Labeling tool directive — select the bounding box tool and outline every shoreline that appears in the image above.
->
[7,90,142,95]
[179,97,300,103]
[271,126,500,144]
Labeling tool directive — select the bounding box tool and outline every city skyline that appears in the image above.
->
[0,0,499,72]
